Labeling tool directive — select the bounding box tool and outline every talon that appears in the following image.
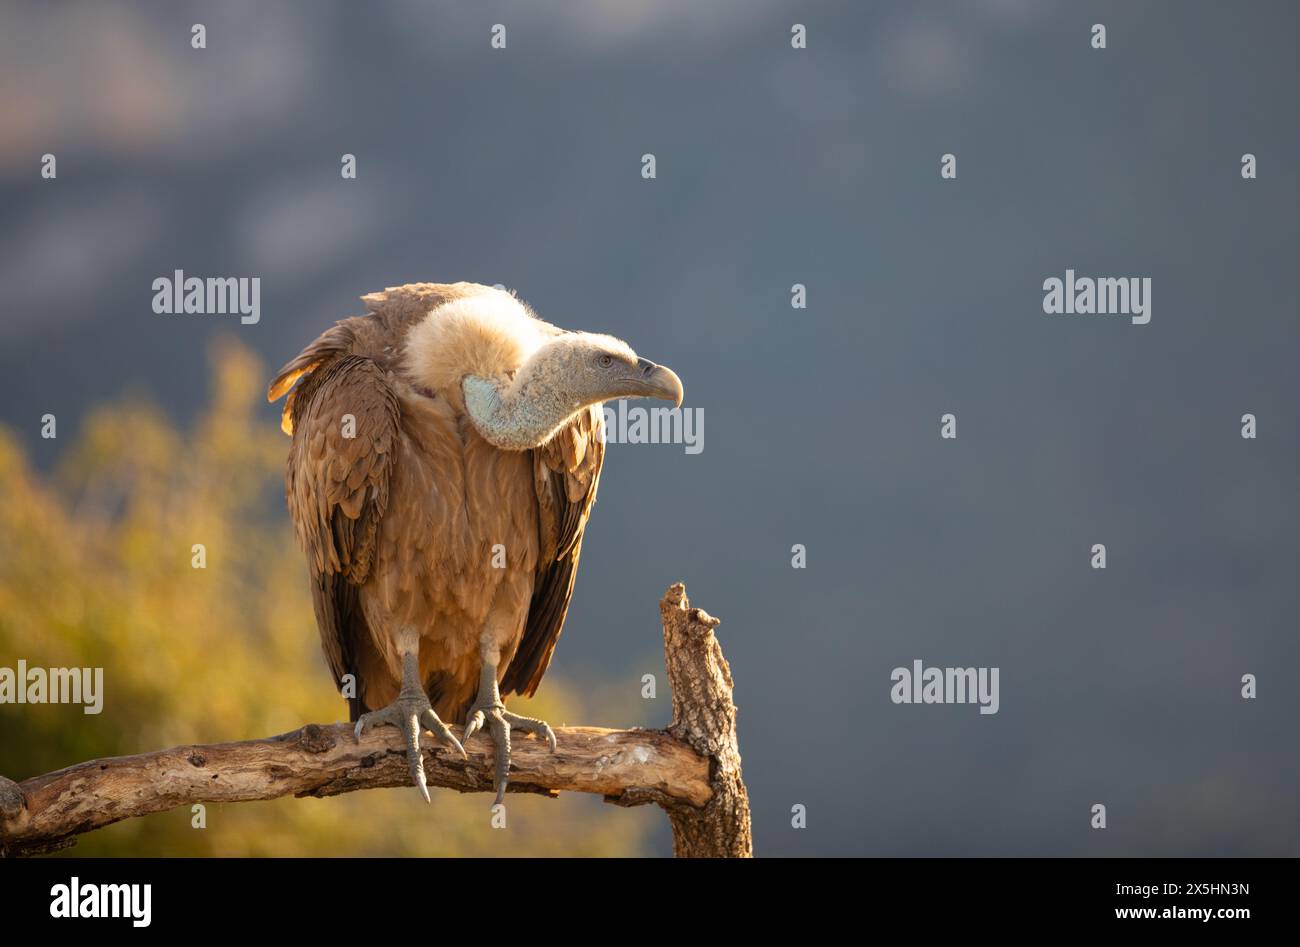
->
[488,712,511,808]
[500,711,558,753]
[463,710,485,745]
[422,708,466,758]
[402,712,432,803]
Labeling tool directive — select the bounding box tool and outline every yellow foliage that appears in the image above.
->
[0,340,655,856]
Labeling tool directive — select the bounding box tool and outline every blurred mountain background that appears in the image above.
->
[2,0,1299,856]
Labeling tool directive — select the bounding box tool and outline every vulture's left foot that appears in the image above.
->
[462,694,557,806]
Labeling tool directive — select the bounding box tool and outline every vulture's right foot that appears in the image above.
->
[355,690,465,803]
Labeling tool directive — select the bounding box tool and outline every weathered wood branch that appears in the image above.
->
[657,583,753,857]
[0,584,751,857]
[0,722,709,857]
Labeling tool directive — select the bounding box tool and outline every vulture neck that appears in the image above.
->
[462,372,583,451]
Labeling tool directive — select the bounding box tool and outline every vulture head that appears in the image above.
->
[404,287,684,451]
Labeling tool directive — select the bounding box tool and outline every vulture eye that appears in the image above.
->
[598,354,613,367]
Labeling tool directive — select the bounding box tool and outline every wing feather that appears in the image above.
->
[276,348,400,720]
[501,407,605,698]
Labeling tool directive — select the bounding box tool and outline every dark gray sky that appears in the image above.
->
[2,0,1297,855]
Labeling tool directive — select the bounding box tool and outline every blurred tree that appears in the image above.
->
[0,339,654,856]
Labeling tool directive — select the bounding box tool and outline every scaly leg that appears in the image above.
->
[354,650,465,803]
[462,660,557,805]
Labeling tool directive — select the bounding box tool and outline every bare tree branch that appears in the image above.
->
[0,584,752,857]
[657,583,753,858]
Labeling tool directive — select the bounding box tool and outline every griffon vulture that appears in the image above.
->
[268,283,684,804]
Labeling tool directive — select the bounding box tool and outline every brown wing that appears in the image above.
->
[270,346,400,721]
[501,405,605,698]
[267,321,356,435]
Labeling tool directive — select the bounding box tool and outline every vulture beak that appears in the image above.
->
[632,358,684,408]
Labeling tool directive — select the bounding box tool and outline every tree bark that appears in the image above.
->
[657,583,753,857]
[0,584,752,857]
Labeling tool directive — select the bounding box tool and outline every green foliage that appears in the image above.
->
[0,340,654,856]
